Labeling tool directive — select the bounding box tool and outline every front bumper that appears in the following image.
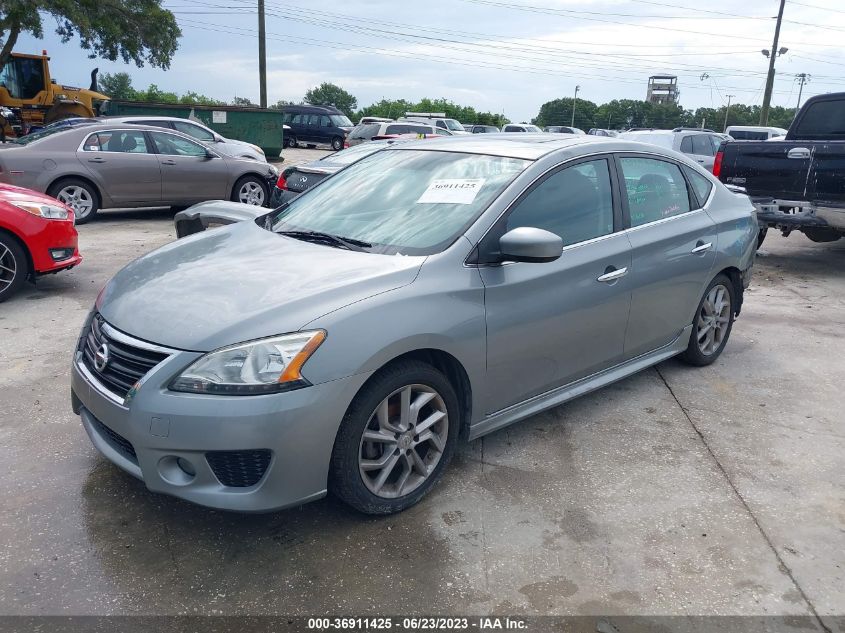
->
[71,346,371,512]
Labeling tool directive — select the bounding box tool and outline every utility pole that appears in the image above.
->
[795,73,810,108]
[258,0,267,108]
[759,0,786,125]
[723,94,735,132]
[571,85,580,127]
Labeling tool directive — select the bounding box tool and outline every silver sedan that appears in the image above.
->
[71,134,757,514]
[0,122,278,223]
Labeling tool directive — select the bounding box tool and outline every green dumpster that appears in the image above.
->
[103,101,284,159]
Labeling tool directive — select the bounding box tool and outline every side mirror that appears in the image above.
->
[204,148,217,159]
[499,227,563,263]
[213,134,224,143]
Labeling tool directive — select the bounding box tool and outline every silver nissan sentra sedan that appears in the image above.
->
[71,134,757,515]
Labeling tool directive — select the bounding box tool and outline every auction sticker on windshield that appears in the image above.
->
[417,179,485,204]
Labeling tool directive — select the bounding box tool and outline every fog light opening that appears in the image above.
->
[157,455,197,486]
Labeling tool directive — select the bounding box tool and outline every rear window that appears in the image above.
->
[729,130,768,141]
[792,100,845,139]
[386,124,430,135]
[349,123,381,139]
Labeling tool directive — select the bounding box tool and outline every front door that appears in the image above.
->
[479,157,632,414]
[77,129,161,205]
[616,155,717,359]
[148,130,229,203]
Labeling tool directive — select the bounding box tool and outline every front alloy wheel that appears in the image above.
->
[330,360,460,514]
[359,384,449,498]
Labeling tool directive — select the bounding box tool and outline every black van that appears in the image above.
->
[281,105,354,150]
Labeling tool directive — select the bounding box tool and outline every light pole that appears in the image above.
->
[723,94,735,132]
[795,73,811,109]
[759,0,787,125]
[571,85,580,128]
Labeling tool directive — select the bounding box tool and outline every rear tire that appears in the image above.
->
[231,175,269,206]
[329,360,460,515]
[803,227,841,243]
[47,178,99,224]
[679,274,735,367]
[0,232,28,302]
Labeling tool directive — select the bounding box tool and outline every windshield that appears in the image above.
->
[271,150,529,255]
[444,119,464,132]
[524,125,542,133]
[330,114,354,127]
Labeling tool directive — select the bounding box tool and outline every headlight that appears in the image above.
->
[169,330,326,395]
[13,201,69,220]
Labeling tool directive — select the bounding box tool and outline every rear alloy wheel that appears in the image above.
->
[680,274,735,366]
[0,233,28,302]
[48,179,98,224]
[232,176,268,206]
[331,135,343,151]
[330,360,460,514]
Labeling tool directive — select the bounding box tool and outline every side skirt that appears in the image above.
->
[468,325,692,441]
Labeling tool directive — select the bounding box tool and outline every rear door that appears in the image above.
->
[807,141,845,211]
[720,141,813,200]
[148,130,230,203]
[617,155,717,359]
[77,129,161,205]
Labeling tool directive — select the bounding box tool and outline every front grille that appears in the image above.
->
[206,450,272,487]
[90,415,137,464]
[81,314,169,399]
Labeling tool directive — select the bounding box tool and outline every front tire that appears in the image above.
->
[329,360,461,515]
[0,233,28,302]
[47,178,99,224]
[679,274,735,367]
[331,135,343,151]
[231,175,269,206]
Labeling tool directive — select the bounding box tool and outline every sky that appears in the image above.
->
[16,0,845,123]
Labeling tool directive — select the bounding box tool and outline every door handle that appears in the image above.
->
[787,147,811,159]
[691,241,712,254]
[87,157,106,163]
[597,266,628,283]
[161,159,176,165]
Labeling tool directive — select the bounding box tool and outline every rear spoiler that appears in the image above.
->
[174,200,268,238]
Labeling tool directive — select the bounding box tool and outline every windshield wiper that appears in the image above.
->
[278,230,372,251]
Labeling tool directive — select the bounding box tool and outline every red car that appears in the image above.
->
[0,183,82,301]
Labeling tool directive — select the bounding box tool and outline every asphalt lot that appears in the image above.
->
[0,149,842,624]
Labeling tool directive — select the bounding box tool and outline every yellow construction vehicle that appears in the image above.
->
[0,50,109,138]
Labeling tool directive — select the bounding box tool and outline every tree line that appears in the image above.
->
[533,97,797,131]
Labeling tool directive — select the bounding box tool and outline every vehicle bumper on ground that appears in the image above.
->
[751,197,845,232]
[71,330,371,512]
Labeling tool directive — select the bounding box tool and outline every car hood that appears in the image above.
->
[98,220,425,351]
[0,182,63,205]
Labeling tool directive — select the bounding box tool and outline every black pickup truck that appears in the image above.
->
[715,92,845,246]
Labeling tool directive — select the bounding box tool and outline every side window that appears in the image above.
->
[436,121,447,129]
[98,130,149,153]
[680,136,693,154]
[435,128,451,135]
[308,114,320,125]
[709,135,724,154]
[506,159,615,247]
[173,121,214,142]
[81,133,103,151]
[292,114,302,124]
[620,157,691,227]
[150,131,208,157]
[684,167,714,208]
[134,119,171,130]
[692,134,715,156]
[320,115,331,127]
[281,113,292,123]
[386,125,405,134]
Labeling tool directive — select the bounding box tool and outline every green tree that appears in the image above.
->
[99,71,137,100]
[269,99,293,109]
[532,97,598,130]
[0,0,181,72]
[356,97,508,128]
[304,82,358,118]
[231,96,257,107]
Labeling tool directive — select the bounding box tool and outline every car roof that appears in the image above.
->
[389,133,616,160]
[105,115,206,124]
